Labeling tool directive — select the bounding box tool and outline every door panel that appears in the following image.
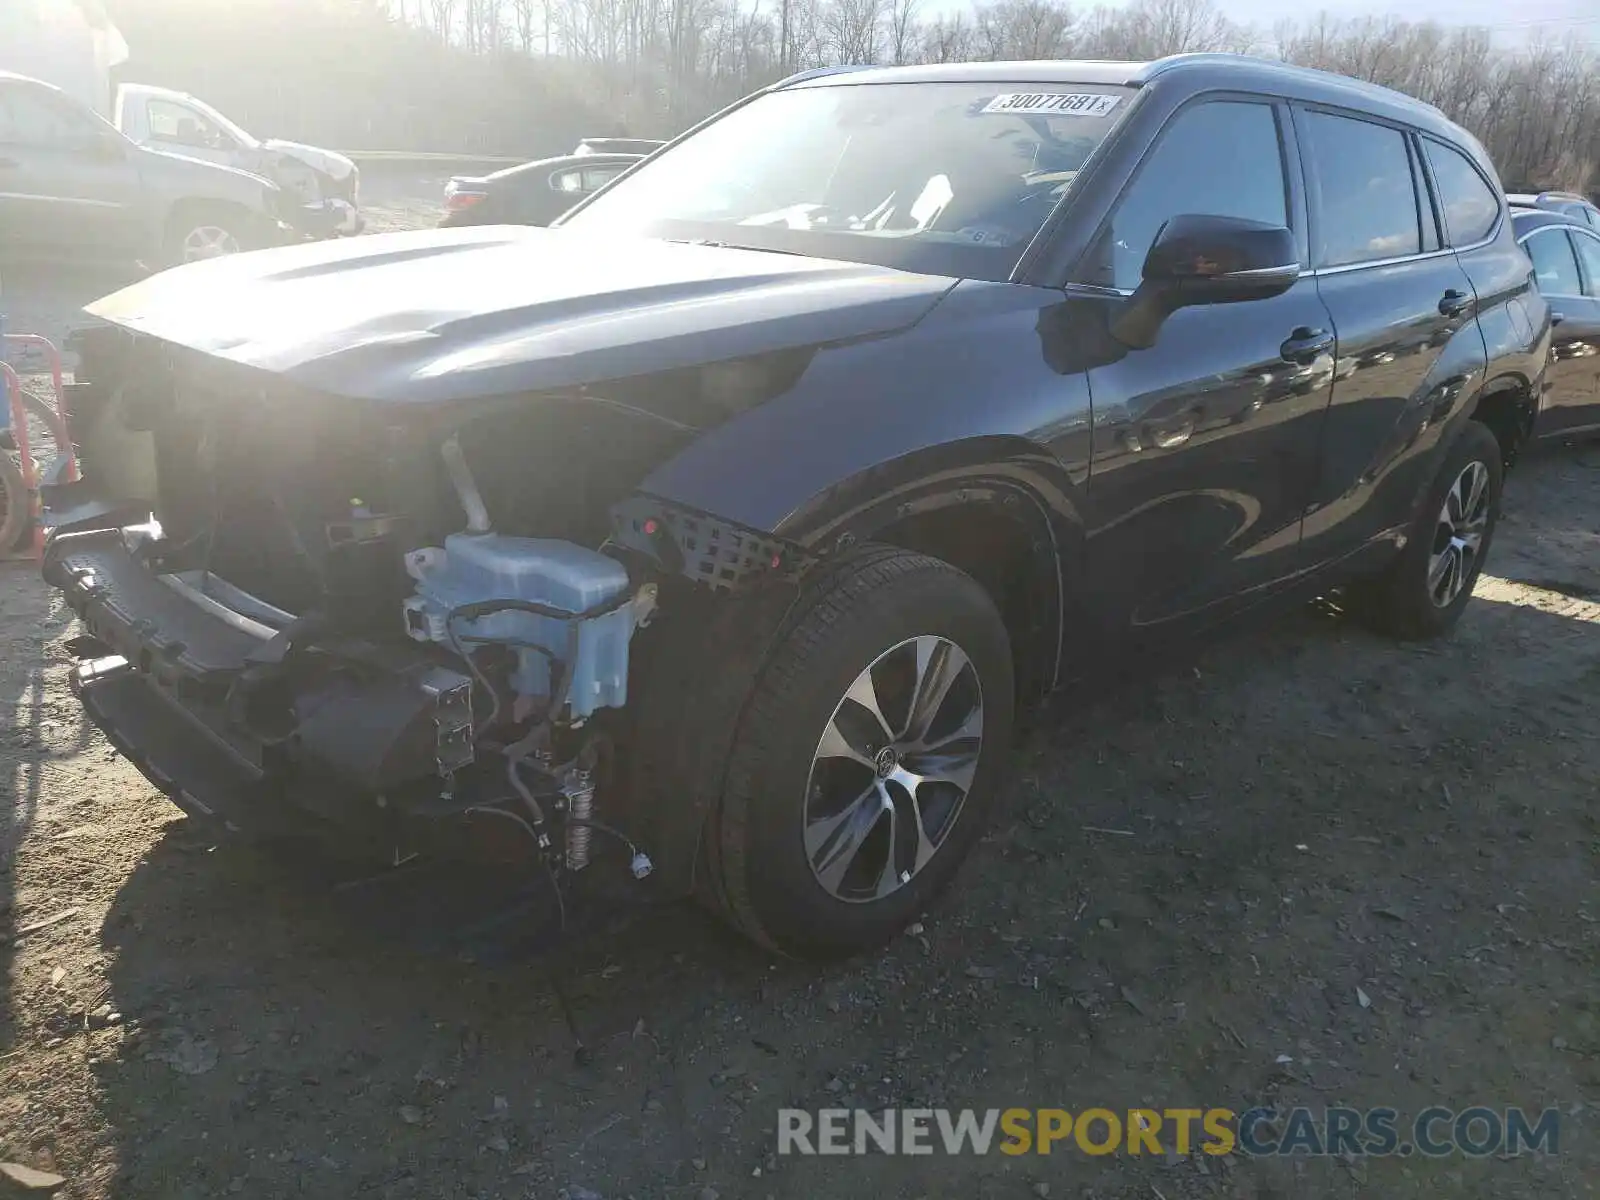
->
[1301,255,1483,569]
[0,82,142,255]
[1076,96,1334,632]
[1294,108,1487,574]
[1084,280,1336,629]
[1552,229,1600,434]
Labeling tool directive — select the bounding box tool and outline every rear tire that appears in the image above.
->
[706,546,1015,958]
[1348,420,1503,639]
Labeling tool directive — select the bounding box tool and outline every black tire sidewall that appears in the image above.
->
[723,554,1014,958]
[1393,421,1504,636]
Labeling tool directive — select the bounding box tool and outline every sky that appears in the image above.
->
[1166,0,1598,41]
[1209,0,1587,34]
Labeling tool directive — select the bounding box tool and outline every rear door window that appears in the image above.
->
[1301,110,1423,267]
[1524,228,1583,296]
[1422,140,1500,246]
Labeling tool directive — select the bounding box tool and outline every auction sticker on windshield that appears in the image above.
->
[981,93,1121,117]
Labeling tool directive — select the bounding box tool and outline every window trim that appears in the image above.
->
[1563,226,1600,299]
[1296,103,1430,270]
[1068,91,1299,293]
[1406,133,1443,253]
[1517,226,1586,301]
[1291,101,1503,275]
[1415,132,1504,251]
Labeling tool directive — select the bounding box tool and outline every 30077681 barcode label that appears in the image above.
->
[981,93,1122,117]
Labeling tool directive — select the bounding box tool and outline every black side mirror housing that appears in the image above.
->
[1112,214,1300,349]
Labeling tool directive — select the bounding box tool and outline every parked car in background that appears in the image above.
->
[0,70,290,264]
[48,55,1546,961]
[114,83,362,237]
[1507,190,1600,231]
[440,152,640,227]
[1513,206,1600,439]
[573,137,664,157]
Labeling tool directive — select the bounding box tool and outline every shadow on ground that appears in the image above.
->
[78,573,1598,1200]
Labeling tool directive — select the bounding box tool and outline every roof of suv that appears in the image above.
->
[783,54,1459,141]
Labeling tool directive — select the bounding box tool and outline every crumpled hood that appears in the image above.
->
[262,139,358,182]
[86,226,955,404]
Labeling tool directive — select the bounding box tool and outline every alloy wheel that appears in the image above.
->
[803,635,984,904]
[182,225,241,261]
[1428,459,1490,608]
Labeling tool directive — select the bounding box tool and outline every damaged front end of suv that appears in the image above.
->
[39,229,924,907]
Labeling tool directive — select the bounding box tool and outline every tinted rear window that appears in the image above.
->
[1423,140,1500,245]
[1302,111,1422,267]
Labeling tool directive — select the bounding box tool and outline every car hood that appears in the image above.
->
[138,145,276,185]
[262,139,357,181]
[85,226,956,405]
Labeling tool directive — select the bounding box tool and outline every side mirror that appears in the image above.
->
[1112,214,1300,349]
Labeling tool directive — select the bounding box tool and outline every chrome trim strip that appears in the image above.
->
[1218,263,1303,279]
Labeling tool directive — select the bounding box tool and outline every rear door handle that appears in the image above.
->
[0,157,17,169]
[1439,289,1474,318]
[1280,327,1334,365]
[1550,311,1566,327]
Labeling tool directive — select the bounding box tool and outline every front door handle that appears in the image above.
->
[0,157,17,170]
[1280,327,1334,365]
[1551,311,1566,327]
[1439,289,1474,318]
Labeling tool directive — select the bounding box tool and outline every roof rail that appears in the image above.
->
[1142,53,1448,118]
[769,65,873,89]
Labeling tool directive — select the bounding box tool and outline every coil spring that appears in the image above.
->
[563,767,595,871]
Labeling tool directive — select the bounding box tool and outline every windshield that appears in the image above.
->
[561,81,1133,281]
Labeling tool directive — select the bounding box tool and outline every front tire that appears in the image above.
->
[707,546,1015,958]
[165,205,252,266]
[1348,420,1503,639]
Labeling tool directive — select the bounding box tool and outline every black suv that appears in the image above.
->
[45,55,1548,960]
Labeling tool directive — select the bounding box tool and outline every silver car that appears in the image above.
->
[0,71,290,265]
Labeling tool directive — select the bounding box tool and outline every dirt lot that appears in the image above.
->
[1,191,1597,1200]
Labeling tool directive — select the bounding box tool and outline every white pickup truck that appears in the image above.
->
[113,83,363,237]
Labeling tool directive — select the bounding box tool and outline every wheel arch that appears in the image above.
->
[161,196,261,258]
[769,435,1085,698]
[1466,369,1540,471]
[619,438,1085,898]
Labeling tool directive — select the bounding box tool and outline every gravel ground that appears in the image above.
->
[0,185,1597,1200]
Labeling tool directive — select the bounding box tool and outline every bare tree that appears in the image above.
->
[105,0,1600,197]
[887,0,919,65]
